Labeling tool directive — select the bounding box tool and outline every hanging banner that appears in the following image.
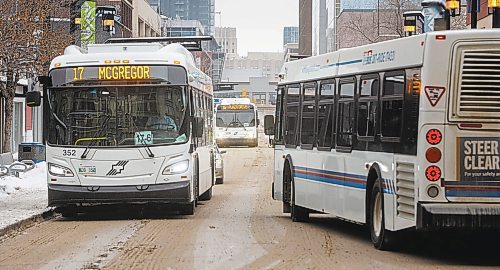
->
[81,1,96,49]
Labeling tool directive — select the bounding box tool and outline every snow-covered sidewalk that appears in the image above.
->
[0,162,49,231]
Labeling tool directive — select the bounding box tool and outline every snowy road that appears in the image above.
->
[1,137,500,269]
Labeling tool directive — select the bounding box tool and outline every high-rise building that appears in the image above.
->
[312,0,327,55]
[299,0,312,56]
[157,0,215,35]
[283,26,299,46]
[215,27,238,58]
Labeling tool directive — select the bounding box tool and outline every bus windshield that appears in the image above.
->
[47,86,190,147]
[216,110,255,128]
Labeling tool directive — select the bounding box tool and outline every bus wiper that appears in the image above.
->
[81,115,111,159]
[129,114,155,158]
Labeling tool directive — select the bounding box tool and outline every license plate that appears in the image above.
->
[79,166,96,175]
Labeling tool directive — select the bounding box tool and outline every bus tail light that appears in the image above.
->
[426,129,442,145]
[425,147,442,163]
[425,166,441,182]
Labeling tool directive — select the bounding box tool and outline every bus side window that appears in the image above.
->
[284,84,300,147]
[337,77,356,149]
[300,82,317,148]
[381,71,405,142]
[357,75,379,140]
[275,88,285,145]
[317,80,335,150]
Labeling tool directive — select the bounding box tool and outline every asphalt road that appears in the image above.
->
[1,134,500,269]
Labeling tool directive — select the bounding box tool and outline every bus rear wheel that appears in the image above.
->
[369,178,394,250]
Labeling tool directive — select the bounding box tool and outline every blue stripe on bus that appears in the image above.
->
[446,190,500,198]
[292,166,398,194]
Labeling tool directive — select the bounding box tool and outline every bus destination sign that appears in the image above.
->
[50,65,188,86]
[218,104,254,110]
[72,66,151,81]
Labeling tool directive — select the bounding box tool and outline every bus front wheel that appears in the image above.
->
[369,178,394,250]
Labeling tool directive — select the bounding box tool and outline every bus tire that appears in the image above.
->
[291,178,309,222]
[60,207,78,219]
[216,177,224,185]
[180,201,195,215]
[199,187,213,201]
[194,157,200,207]
[369,178,394,250]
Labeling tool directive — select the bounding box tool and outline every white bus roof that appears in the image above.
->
[278,30,500,85]
[220,98,253,105]
[50,42,212,93]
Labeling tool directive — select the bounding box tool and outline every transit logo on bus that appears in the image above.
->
[459,137,500,181]
[362,50,396,65]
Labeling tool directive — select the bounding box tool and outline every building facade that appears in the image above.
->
[283,26,299,46]
[157,0,215,35]
[312,0,328,55]
[162,18,205,37]
[299,0,313,56]
[311,0,421,52]
[132,0,161,37]
[216,52,284,106]
[215,27,238,58]
[467,0,494,28]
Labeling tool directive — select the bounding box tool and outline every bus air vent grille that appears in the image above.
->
[458,50,500,118]
[396,162,415,220]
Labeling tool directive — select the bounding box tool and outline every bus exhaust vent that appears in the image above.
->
[396,162,415,220]
[457,50,500,119]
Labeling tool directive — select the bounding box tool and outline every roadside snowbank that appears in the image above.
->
[0,163,49,231]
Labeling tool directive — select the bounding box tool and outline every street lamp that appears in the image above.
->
[488,0,500,28]
[403,11,424,36]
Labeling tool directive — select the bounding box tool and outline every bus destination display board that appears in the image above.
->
[50,65,187,86]
[218,104,254,111]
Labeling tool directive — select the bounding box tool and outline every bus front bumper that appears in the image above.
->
[48,181,191,207]
[417,203,500,230]
[216,138,257,146]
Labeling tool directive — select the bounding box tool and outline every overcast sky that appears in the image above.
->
[215,0,299,56]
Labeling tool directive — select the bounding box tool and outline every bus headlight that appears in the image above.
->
[48,163,74,177]
[163,160,189,175]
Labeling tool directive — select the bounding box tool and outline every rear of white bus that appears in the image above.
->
[417,30,500,229]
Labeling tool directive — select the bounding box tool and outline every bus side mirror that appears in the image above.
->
[193,117,204,138]
[264,115,275,135]
[257,119,260,126]
[26,91,41,107]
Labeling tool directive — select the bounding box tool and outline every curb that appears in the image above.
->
[0,209,56,239]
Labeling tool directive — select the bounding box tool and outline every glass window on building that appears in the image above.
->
[252,92,267,105]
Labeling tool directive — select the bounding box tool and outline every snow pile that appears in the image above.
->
[0,162,47,197]
[0,162,49,231]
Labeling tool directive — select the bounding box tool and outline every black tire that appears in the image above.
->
[194,157,199,207]
[180,201,195,215]
[283,201,291,213]
[216,177,223,185]
[291,179,309,222]
[369,178,395,250]
[199,187,213,201]
[60,207,78,219]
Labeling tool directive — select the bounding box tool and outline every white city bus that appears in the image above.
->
[36,42,216,216]
[215,98,259,147]
[265,30,500,249]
